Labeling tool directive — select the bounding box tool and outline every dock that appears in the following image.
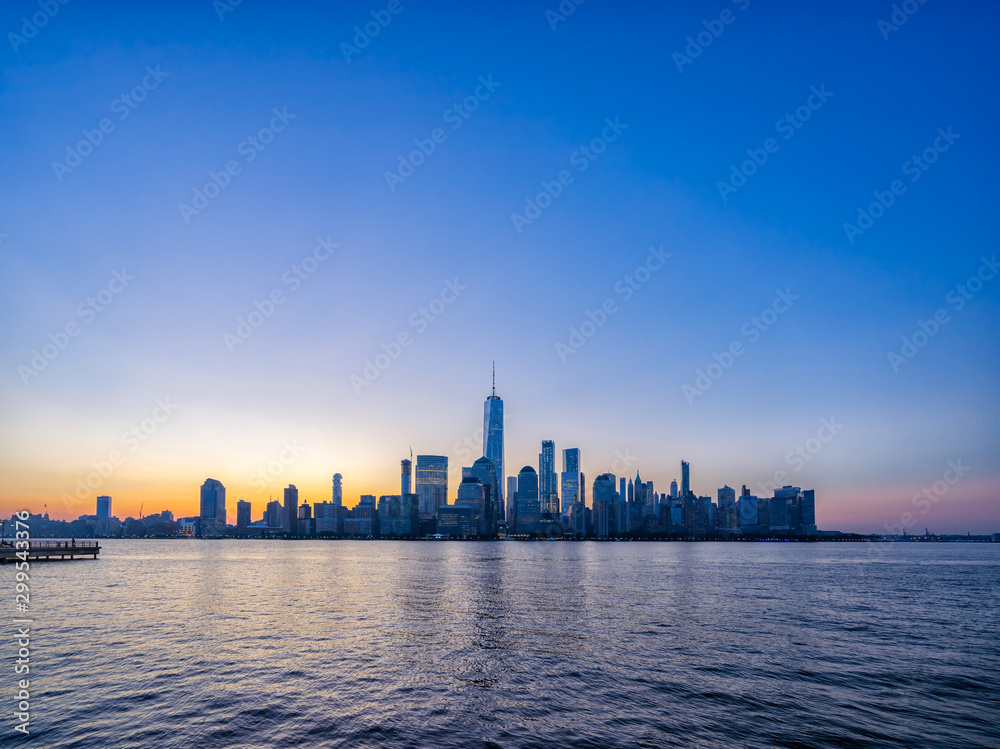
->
[0,540,101,563]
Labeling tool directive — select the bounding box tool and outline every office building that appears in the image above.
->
[539,440,558,515]
[681,460,690,498]
[455,476,486,535]
[284,484,299,535]
[332,473,343,506]
[470,456,499,534]
[314,501,338,534]
[401,459,412,495]
[561,447,581,514]
[96,495,112,519]
[670,480,678,499]
[199,478,226,536]
[483,365,504,515]
[515,465,540,535]
[416,455,448,515]
[236,500,251,531]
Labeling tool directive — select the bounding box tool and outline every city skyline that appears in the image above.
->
[28,369,993,539]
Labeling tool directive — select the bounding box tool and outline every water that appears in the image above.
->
[6,540,999,748]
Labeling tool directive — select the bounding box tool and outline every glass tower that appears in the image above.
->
[539,440,558,515]
[561,447,581,514]
[681,460,690,497]
[416,455,448,514]
[483,364,504,516]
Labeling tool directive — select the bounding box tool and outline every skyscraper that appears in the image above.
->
[506,476,517,522]
[539,440,558,515]
[681,460,690,497]
[96,495,112,519]
[284,484,299,535]
[199,478,226,536]
[483,364,504,516]
[670,480,678,499]
[332,473,343,506]
[236,499,251,530]
[471,456,499,534]
[401,458,412,495]
[515,465,540,535]
[416,455,448,514]
[561,447,581,514]
[456,477,486,535]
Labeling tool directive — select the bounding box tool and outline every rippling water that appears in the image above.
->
[8,540,1000,748]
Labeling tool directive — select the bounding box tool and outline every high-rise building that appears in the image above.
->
[619,477,627,506]
[670,480,678,499]
[592,473,617,538]
[314,501,338,534]
[416,455,448,514]
[96,495,112,519]
[266,499,282,529]
[284,484,299,535]
[800,489,816,532]
[456,477,486,535]
[681,460,690,497]
[515,465,540,535]
[199,478,226,536]
[506,476,517,522]
[401,458,412,495]
[561,447,581,514]
[236,500,251,530]
[470,456,499,534]
[539,440,558,515]
[717,485,736,530]
[332,473,343,506]
[483,365,504,515]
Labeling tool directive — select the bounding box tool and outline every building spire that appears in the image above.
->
[492,361,496,397]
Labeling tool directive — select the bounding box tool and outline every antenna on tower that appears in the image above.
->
[492,361,496,396]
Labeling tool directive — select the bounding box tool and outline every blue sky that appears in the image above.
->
[1,0,997,532]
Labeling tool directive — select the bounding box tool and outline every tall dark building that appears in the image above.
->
[681,460,690,498]
[96,495,112,519]
[471,456,499,534]
[515,465,540,535]
[416,455,448,515]
[401,458,412,495]
[266,499,282,529]
[284,484,299,535]
[199,478,226,536]
[539,440,558,515]
[236,500,251,530]
[483,365,504,515]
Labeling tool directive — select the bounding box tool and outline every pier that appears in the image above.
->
[0,540,100,563]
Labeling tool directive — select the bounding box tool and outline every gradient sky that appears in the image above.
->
[1,0,997,534]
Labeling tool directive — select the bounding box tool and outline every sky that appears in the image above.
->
[1,0,997,534]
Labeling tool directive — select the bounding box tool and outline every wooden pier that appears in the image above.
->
[0,540,100,563]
